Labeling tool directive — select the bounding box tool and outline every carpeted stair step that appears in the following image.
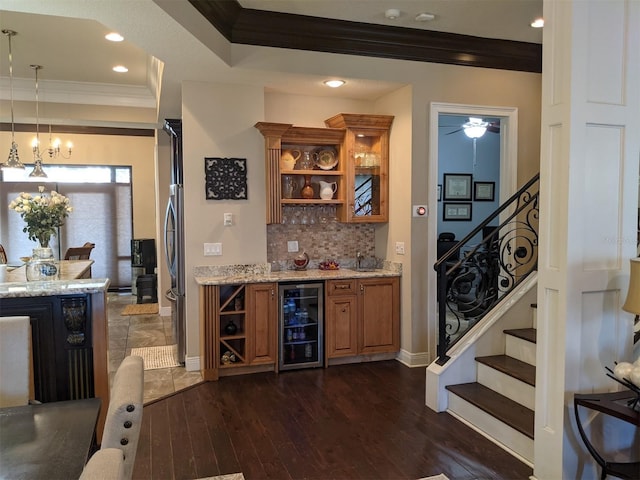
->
[446,382,535,439]
[476,354,535,386]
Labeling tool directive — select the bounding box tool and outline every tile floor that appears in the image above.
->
[107,292,202,403]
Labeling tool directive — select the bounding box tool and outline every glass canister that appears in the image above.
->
[26,247,59,281]
[299,151,315,170]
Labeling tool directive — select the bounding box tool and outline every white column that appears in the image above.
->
[535,0,640,478]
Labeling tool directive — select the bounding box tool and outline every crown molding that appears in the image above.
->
[188,0,541,73]
[0,77,157,109]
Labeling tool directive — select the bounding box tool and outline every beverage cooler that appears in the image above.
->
[279,282,324,370]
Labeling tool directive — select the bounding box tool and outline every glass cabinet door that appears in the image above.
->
[350,128,388,222]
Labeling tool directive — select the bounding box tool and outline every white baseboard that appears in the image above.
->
[396,348,430,367]
[159,305,171,316]
[185,355,200,372]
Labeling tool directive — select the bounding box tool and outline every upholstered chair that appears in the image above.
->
[79,448,125,480]
[100,355,144,480]
[0,316,32,407]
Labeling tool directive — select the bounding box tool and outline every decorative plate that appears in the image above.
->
[314,148,338,170]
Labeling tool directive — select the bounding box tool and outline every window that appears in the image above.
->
[1,164,133,289]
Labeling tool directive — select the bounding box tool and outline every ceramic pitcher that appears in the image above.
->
[319,181,337,200]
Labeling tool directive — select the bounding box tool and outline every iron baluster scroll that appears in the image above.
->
[435,173,540,365]
[205,157,248,200]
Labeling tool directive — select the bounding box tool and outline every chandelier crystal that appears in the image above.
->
[1,29,25,170]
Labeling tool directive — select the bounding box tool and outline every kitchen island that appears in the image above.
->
[195,263,401,380]
[0,260,110,439]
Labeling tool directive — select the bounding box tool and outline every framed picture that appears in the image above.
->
[443,202,472,221]
[437,184,442,202]
[204,157,248,200]
[474,181,495,201]
[443,173,472,201]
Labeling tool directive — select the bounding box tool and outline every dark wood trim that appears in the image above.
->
[0,123,155,137]
[189,0,541,73]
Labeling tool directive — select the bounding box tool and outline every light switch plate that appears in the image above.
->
[204,242,222,256]
[287,240,299,253]
[395,241,405,255]
[223,213,233,226]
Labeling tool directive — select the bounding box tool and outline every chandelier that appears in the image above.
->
[46,124,73,160]
[1,29,24,170]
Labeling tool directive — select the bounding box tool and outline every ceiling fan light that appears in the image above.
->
[464,126,487,139]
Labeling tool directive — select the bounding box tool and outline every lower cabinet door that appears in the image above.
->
[359,277,400,354]
[325,294,358,358]
[247,283,277,365]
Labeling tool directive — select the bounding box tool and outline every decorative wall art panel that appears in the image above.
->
[205,157,248,200]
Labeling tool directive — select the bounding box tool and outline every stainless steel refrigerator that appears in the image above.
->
[163,119,185,364]
[165,183,185,364]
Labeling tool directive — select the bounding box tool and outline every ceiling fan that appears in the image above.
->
[441,117,501,137]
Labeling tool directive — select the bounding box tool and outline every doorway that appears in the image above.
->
[427,102,518,362]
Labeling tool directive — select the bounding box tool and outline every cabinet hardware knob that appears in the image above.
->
[336,284,349,289]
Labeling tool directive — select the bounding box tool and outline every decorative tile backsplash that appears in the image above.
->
[267,222,375,269]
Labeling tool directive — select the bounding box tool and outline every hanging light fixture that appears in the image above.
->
[29,64,47,178]
[1,29,25,170]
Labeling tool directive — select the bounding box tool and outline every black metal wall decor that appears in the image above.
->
[205,157,248,200]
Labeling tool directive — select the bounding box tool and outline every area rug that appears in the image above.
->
[196,474,244,480]
[418,475,450,480]
[130,345,180,370]
[121,303,159,316]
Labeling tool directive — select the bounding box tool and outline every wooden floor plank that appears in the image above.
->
[135,361,533,480]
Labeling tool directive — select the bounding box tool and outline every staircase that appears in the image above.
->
[444,304,537,463]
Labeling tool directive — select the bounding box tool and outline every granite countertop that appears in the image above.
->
[194,261,401,286]
[0,262,109,299]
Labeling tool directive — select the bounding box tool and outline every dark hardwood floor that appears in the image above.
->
[133,361,532,480]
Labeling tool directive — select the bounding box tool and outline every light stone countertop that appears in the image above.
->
[0,261,109,299]
[194,262,401,286]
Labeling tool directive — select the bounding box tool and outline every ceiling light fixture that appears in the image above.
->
[415,12,435,22]
[385,9,400,20]
[1,29,24,170]
[29,65,47,178]
[105,32,124,42]
[113,65,128,73]
[530,18,544,28]
[324,79,345,88]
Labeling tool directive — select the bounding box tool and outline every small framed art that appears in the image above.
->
[443,202,472,221]
[437,184,442,202]
[443,173,472,201]
[474,181,495,201]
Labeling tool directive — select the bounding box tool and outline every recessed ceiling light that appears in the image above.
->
[530,18,544,28]
[415,12,435,22]
[113,65,128,73]
[324,79,345,88]
[105,32,124,42]
[385,9,400,20]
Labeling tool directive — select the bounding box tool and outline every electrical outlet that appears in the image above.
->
[287,240,299,253]
[395,241,405,255]
[223,213,233,226]
[204,242,222,256]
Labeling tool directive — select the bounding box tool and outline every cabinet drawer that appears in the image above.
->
[326,279,356,296]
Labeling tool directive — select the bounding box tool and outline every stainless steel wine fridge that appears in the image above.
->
[279,282,324,370]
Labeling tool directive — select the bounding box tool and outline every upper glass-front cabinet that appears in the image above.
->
[324,114,394,223]
[255,113,393,224]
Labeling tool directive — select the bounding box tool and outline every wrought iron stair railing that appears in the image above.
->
[434,173,540,365]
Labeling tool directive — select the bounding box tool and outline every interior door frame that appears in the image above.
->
[427,102,518,362]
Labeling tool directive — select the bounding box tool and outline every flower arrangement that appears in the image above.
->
[8,186,73,248]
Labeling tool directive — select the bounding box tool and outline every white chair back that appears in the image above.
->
[100,355,144,480]
[0,316,32,407]
[79,448,125,480]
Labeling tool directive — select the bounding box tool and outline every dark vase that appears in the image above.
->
[224,320,238,335]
